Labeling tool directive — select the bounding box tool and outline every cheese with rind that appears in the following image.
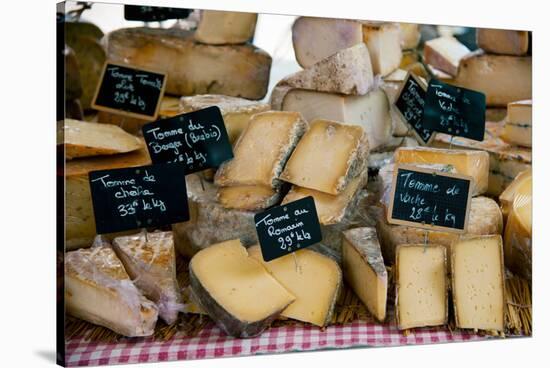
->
[477,29,529,56]
[398,23,421,50]
[217,185,282,211]
[499,168,531,220]
[424,36,470,77]
[194,11,257,45]
[501,100,532,147]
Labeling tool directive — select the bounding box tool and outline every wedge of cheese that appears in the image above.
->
[501,100,532,147]
[396,244,447,330]
[280,119,368,195]
[217,185,282,211]
[180,94,270,144]
[477,29,530,56]
[499,168,532,220]
[65,245,158,336]
[215,111,307,188]
[292,17,401,76]
[62,119,143,160]
[106,27,271,100]
[342,227,387,322]
[394,147,490,196]
[112,232,183,325]
[399,23,421,50]
[424,37,470,77]
[248,245,342,327]
[451,235,505,331]
[282,88,392,151]
[189,239,295,337]
[194,10,257,45]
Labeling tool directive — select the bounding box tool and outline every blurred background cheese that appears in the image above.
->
[477,28,530,56]
[499,168,532,221]
[398,23,421,50]
[423,36,470,77]
[500,100,532,147]
[194,10,257,45]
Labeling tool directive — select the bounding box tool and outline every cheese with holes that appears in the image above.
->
[504,176,532,280]
[66,146,152,250]
[62,119,143,160]
[399,23,421,50]
[501,100,532,147]
[194,11,257,45]
[248,245,342,327]
[65,245,158,336]
[106,27,271,100]
[451,235,505,331]
[424,37,470,77]
[215,111,307,188]
[282,88,392,150]
[172,174,257,258]
[112,232,182,325]
[180,95,270,144]
[292,17,401,76]
[396,244,447,330]
[280,119,368,195]
[499,168,531,220]
[342,227,387,321]
[217,185,282,211]
[394,147,490,196]
[189,239,295,337]
[477,29,529,56]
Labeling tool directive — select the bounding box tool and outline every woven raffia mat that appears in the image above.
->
[65,257,531,343]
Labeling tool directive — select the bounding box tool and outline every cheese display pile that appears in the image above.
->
[61,7,533,361]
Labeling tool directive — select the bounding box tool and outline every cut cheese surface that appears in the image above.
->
[399,23,420,50]
[501,100,532,147]
[248,245,342,327]
[62,119,143,160]
[194,11,257,45]
[499,168,532,220]
[396,245,447,330]
[424,36,470,76]
[215,111,307,188]
[342,227,387,321]
[477,29,529,56]
[360,22,402,76]
[394,147,490,196]
[217,185,281,211]
[159,96,182,118]
[280,119,368,195]
[451,235,505,331]
[189,239,295,337]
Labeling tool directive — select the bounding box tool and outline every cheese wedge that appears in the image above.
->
[477,29,530,56]
[189,239,295,337]
[282,88,391,151]
[501,100,532,147]
[248,245,342,327]
[106,27,271,100]
[217,185,282,211]
[394,147,490,196]
[451,235,505,331]
[424,37,470,77]
[62,119,143,160]
[180,94,270,144]
[194,11,257,45]
[399,23,421,50]
[342,227,388,321]
[112,232,183,325]
[280,119,368,195]
[499,168,532,220]
[396,244,447,330]
[65,245,158,336]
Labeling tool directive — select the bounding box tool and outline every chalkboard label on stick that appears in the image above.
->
[387,164,473,233]
[142,106,233,174]
[124,5,191,22]
[254,196,322,262]
[92,62,167,121]
[89,162,189,234]
[393,72,433,145]
[422,79,486,141]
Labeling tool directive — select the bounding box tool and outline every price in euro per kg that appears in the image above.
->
[278,229,312,252]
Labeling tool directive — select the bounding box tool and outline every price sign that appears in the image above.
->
[254,196,322,261]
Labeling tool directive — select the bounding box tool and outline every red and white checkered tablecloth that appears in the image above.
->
[65,321,487,366]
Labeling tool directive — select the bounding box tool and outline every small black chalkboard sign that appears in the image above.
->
[89,162,189,234]
[423,79,486,141]
[92,62,167,121]
[254,196,322,262]
[387,164,473,233]
[142,106,233,174]
[124,5,191,22]
[394,72,433,145]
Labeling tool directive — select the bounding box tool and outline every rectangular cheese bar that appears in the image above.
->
[477,28,530,56]
[280,119,368,195]
[424,36,470,77]
[451,235,505,331]
[215,111,307,188]
[189,239,295,337]
[248,245,342,327]
[217,185,282,211]
[194,11,257,45]
[396,245,447,330]
[106,27,272,100]
[342,227,388,322]
[501,100,532,147]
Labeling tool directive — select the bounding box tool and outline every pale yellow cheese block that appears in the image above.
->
[499,168,532,220]
[280,119,369,195]
[451,235,505,331]
[396,244,447,330]
[398,23,421,50]
[189,239,295,337]
[248,245,342,327]
[477,29,530,56]
[500,100,532,147]
[342,227,388,322]
[424,36,470,77]
[194,10,257,45]
[217,185,281,211]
